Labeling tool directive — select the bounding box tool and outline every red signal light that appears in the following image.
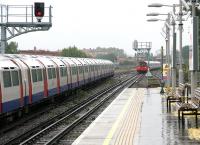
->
[34,2,44,17]
[36,11,42,17]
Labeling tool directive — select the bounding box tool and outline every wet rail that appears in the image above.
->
[18,74,143,145]
[3,73,136,145]
[0,74,126,145]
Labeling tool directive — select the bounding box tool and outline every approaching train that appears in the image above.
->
[0,54,114,116]
[136,61,161,74]
[136,61,148,74]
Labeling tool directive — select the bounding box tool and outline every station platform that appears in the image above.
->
[72,88,200,145]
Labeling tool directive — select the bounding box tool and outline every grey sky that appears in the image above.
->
[1,0,190,56]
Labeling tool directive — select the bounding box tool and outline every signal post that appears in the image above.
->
[0,3,52,54]
[133,40,152,87]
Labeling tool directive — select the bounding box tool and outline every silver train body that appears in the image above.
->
[0,54,114,115]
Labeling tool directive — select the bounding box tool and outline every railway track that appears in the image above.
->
[1,73,133,145]
[11,74,143,145]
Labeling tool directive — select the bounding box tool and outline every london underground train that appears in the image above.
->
[136,60,161,74]
[135,61,148,74]
[0,54,114,116]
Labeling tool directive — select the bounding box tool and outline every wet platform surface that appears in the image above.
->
[134,88,200,145]
[73,88,200,145]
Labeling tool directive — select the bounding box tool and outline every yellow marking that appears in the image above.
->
[188,128,200,140]
[103,90,135,145]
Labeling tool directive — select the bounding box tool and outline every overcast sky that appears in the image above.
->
[1,0,191,56]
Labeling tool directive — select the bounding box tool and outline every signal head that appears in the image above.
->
[34,2,45,18]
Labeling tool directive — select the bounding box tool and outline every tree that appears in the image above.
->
[182,45,189,66]
[61,46,89,58]
[5,41,18,54]
[96,53,117,62]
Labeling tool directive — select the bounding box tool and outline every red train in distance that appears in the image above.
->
[135,61,149,74]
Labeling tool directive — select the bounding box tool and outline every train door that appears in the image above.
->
[30,67,45,102]
[1,66,21,113]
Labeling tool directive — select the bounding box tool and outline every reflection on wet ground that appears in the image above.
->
[134,88,200,145]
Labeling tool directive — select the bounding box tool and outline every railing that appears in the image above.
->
[0,4,52,25]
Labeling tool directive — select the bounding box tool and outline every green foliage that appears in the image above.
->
[95,47,126,57]
[119,60,135,65]
[182,45,189,66]
[6,41,18,54]
[61,46,89,58]
[96,53,117,62]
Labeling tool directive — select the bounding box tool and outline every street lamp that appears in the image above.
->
[146,13,168,16]
[147,12,173,90]
[160,46,165,94]
[147,3,188,92]
[147,18,166,22]
[148,3,175,7]
[148,3,185,87]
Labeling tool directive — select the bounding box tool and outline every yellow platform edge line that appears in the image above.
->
[103,89,141,145]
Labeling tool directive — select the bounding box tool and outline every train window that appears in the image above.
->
[79,67,82,74]
[37,69,43,81]
[79,67,81,74]
[12,71,19,86]
[72,67,76,75]
[48,68,52,79]
[60,67,64,77]
[52,68,56,78]
[3,71,11,88]
[84,67,87,73]
[64,67,67,76]
[60,67,67,77]
[32,69,37,82]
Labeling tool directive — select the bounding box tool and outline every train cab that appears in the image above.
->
[136,61,148,74]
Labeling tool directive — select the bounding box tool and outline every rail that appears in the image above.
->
[9,76,142,145]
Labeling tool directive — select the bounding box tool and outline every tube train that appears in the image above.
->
[0,54,114,116]
[136,61,161,74]
[135,61,148,74]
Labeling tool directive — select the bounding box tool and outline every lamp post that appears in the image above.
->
[190,1,198,98]
[147,14,172,88]
[160,46,165,94]
[179,0,184,84]
[148,2,185,88]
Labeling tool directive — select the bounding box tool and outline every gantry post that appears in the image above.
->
[0,3,52,54]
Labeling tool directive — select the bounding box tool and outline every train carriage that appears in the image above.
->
[4,55,47,105]
[77,58,89,85]
[136,61,148,74]
[62,58,78,89]
[49,57,68,93]
[95,59,103,79]
[104,60,110,77]
[35,57,58,97]
[0,54,114,116]
[88,59,98,81]
[3,55,29,107]
[83,58,94,82]
[22,57,45,104]
[0,56,22,113]
[69,58,84,87]
[106,60,114,76]
[93,59,101,80]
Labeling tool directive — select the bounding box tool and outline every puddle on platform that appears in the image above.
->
[134,88,200,145]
